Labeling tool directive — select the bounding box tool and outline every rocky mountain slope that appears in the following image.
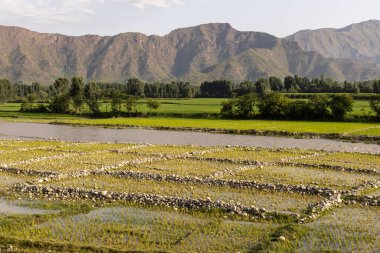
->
[287,20,380,64]
[1,22,380,84]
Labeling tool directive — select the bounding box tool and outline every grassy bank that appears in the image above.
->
[49,117,379,136]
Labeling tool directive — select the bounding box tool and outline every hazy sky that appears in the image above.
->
[0,0,379,37]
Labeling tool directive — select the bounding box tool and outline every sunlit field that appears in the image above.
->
[0,140,378,252]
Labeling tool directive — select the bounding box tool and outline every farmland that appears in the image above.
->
[0,99,379,143]
[0,140,378,252]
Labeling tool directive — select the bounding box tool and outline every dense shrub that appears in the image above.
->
[330,94,354,119]
[258,93,289,118]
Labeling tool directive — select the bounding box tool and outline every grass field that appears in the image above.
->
[0,98,376,117]
[0,140,379,252]
[54,117,380,137]
[0,100,379,140]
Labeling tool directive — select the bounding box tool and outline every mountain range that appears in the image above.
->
[1,20,380,85]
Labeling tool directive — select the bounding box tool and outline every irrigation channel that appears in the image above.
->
[0,121,379,154]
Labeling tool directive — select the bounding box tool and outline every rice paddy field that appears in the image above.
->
[0,139,378,252]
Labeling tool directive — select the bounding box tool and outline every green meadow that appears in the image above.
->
[0,99,379,139]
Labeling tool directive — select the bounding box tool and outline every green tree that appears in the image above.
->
[110,90,124,115]
[0,79,13,103]
[235,93,258,118]
[374,80,380,94]
[69,77,85,114]
[284,76,296,91]
[234,81,255,96]
[20,93,37,112]
[84,82,102,114]
[269,76,283,91]
[220,93,258,118]
[286,100,312,119]
[146,99,161,113]
[259,93,289,118]
[310,94,330,119]
[127,78,145,97]
[200,80,233,98]
[255,78,271,97]
[369,95,380,118]
[125,96,139,114]
[220,99,236,118]
[330,94,354,119]
[49,94,71,113]
[53,78,70,96]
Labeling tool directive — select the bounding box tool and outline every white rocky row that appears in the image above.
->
[303,194,343,222]
[13,184,302,221]
[93,170,337,197]
[276,162,380,176]
[345,179,380,196]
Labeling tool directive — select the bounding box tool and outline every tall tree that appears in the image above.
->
[259,93,289,118]
[284,76,295,91]
[110,90,124,115]
[127,78,145,97]
[268,76,283,91]
[69,77,85,114]
[125,95,139,114]
[200,80,233,98]
[0,79,13,103]
[255,78,271,97]
[53,78,70,96]
[84,82,102,114]
[369,95,380,119]
[330,94,354,119]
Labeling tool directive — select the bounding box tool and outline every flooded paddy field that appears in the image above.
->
[0,139,379,252]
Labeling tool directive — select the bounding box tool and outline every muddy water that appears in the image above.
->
[0,121,379,154]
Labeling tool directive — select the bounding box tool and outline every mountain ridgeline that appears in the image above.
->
[287,20,380,64]
[1,21,380,84]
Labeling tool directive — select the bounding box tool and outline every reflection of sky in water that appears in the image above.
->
[37,206,207,229]
[0,199,48,215]
[0,121,379,154]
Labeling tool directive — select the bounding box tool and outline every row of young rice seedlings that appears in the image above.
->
[0,141,227,175]
[14,152,148,173]
[359,187,380,197]
[2,147,238,177]
[290,152,380,171]
[298,206,380,252]
[42,174,323,213]
[196,147,321,163]
[222,165,379,191]
[0,140,217,156]
[14,201,277,252]
[0,149,71,166]
[0,142,140,167]
[130,145,214,156]
[125,159,242,178]
[0,140,135,152]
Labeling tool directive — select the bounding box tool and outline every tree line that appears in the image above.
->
[221,93,364,120]
[0,78,198,104]
[200,76,380,98]
[0,75,380,120]
[1,75,380,104]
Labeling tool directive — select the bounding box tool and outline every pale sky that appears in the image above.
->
[0,0,379,37]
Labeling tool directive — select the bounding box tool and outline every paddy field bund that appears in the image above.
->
[0,140,378,252]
